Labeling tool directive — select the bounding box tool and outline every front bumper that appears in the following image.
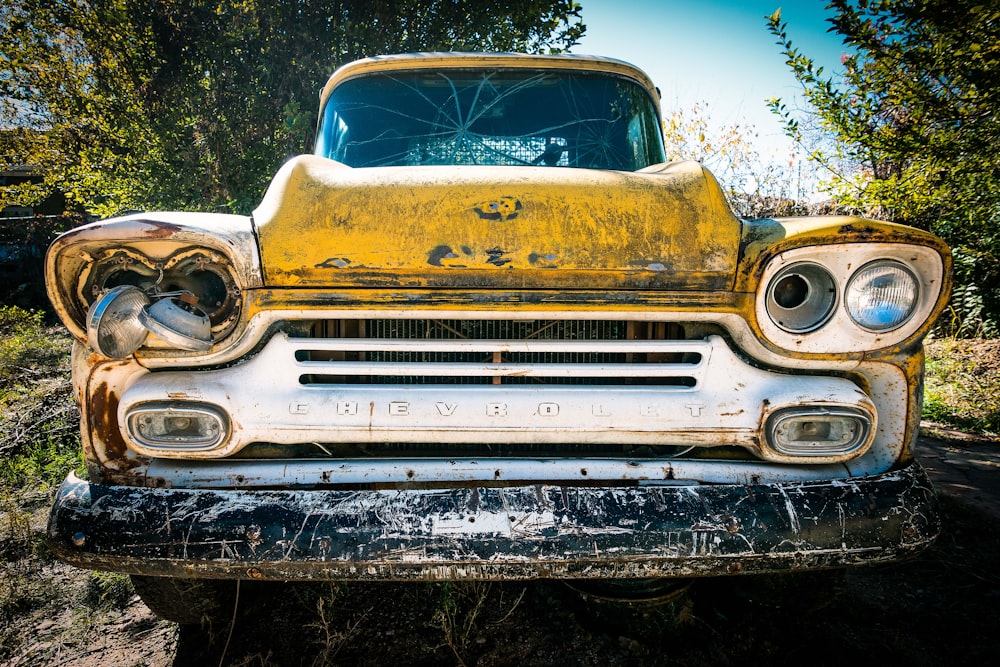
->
[47,462,939,581]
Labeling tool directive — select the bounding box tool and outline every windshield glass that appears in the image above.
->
[315,69,665,170]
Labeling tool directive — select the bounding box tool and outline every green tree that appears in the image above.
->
[0,0,585,217]
[767,0,1000,335]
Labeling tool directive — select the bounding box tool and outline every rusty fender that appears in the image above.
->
[47,463,939,581]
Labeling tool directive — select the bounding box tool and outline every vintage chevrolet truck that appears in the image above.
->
[44,53,951,623]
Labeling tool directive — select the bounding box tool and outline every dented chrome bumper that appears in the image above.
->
[47,461,939,580]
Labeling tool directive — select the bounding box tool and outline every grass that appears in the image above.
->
[0,306,82,490]
[0,306,90,662]
[924,337,1000,436]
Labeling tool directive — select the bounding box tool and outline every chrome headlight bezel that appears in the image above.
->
[755,243,944,354]
[765,262,838,333]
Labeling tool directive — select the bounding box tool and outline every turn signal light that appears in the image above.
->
[126,403,228,451]
[766,407,872,457]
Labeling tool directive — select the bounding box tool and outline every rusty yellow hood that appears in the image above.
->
[252,155,742,290]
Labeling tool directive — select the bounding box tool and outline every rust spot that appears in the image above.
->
[246,567,263,580]
[406,469,415,479]
[89,382,132,465]
[724,516,740,534]
[727,562,743,574]
[836,223,890,242]
[140,222,184,239]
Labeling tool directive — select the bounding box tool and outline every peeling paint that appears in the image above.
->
[472,198,522,221]
[315,257,351,268]
[485,247,511,267]
[428,245,459,267]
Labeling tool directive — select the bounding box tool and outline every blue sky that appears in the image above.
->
[574,0,847,159]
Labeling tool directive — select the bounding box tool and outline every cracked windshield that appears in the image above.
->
[316,69,665,170]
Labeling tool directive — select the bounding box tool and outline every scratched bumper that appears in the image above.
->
[47,463,939,580]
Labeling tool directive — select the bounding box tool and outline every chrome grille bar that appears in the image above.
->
[297,361,699,378]
[293,338,710,381]
[294,339,704,353]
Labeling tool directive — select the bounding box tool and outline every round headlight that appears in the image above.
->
[845,261,918,331]
[765,262,837,333]
[86,285,151,358]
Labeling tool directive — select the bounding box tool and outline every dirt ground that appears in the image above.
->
[4,431,999,667]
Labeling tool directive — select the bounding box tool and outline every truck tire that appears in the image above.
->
[130,575,237,626]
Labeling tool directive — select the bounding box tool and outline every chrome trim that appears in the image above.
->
[295,337,706,380]
[119,334,877,464]
[146,456,862,489]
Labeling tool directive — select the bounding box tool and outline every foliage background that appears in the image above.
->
[767,0,1000,336]
[0,0,584,217]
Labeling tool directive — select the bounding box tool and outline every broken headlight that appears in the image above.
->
[82,248,241,356]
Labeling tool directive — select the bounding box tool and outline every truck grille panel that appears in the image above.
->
[122,333,876,460]
[364,319,634,341]
[299,319,695,385]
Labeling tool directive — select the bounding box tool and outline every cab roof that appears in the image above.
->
[319,52,660,108]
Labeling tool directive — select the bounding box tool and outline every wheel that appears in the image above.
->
[130,575,237,625]
[565,577,692,604]
[564,578,696,640]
